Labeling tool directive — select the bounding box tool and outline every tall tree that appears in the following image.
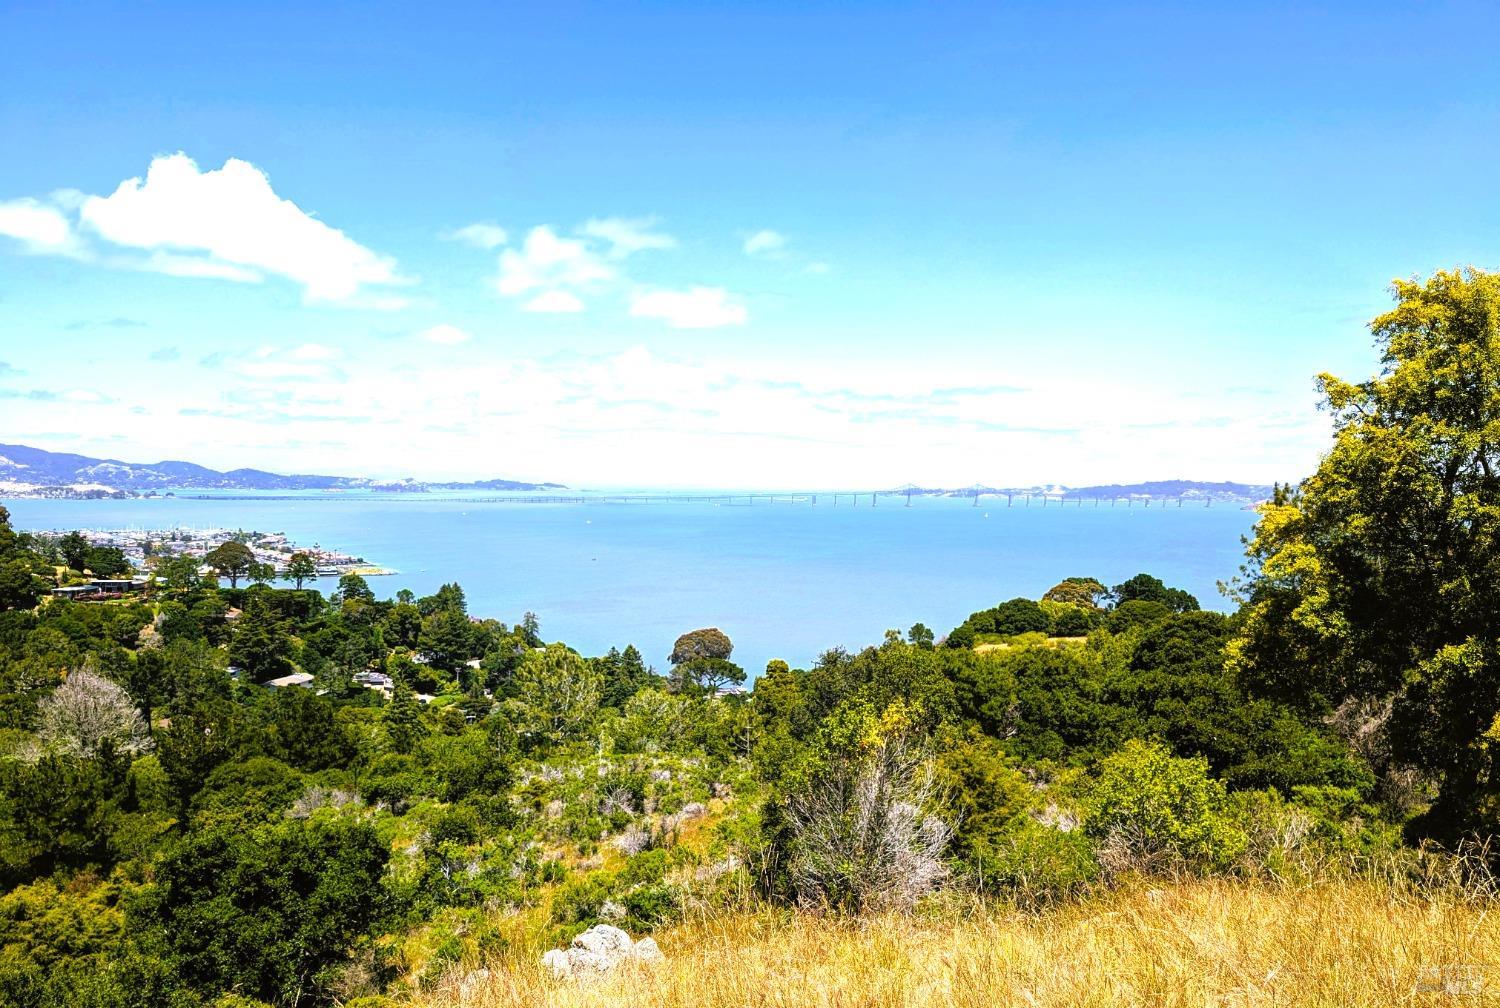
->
[229,596,293,682]
[282,551,318,589]
[1230,268,1500,840]
[384,672,425,754]
[513,643,600,744]
[203,541,254,589]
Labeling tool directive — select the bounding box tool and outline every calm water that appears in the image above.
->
[3,493,1257,677]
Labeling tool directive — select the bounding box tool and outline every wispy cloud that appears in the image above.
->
[444,222,508,250]
[630,287,747,329]
[524,290,586,313]
[743,229,786,257]
[578,216,676,258]
[149,347,181,362]
[418,323,472,345]
[64,317,146,331]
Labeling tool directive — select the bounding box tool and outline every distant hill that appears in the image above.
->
[891,480,1274,502]
[1061,480,1274,501]
[0,443,565,495]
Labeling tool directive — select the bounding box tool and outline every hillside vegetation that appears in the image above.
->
[3,270,1500,1006]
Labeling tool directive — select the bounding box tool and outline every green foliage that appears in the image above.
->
[282,551,318,589]
[1230,269,1500,841]
[511,643,600,746]
[383,675,426,755]
[1083,740,1247,872]
[1111,573,1199,613]
[669,627,733,665]
[203,541,255,588]
[1042,576,1109,608]
[137,814,389,1005]
[229,596,293,683]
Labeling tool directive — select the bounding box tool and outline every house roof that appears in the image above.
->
[266,672,316,688]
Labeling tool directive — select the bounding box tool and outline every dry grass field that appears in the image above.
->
[409,878,1500,1008]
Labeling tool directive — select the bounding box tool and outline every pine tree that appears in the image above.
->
[384,673,426,754]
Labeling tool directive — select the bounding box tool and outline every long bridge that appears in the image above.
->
[173,490,1239,508]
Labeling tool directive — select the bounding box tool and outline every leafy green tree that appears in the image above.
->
[57,532,91,572]
[153,553,202,593]
[944,624,976,650]
[84,545,132,578]
[0,753,114,885]
[419,581,467,616]
[520,611,542,646]
[1052,606,1098,637]
[1111,573,1199,613]
[512,643,600,745]
[0,558,47,611]
[136,815,389,1005]
[671,656,745,695]
[229,596,293,682]
[384,672,426,754]
[599,643,655,708]
[1043,576,1109,608]
[989,598,1052,636]
[204,541,254,588]
[247,561,277,586]
[670,626,732,665]
[907,623,935,649]
[282,551,318,589]
[419,608,475,674]
[383,602,423,650]
[1230,268,1500,840]
[334,573,375,605]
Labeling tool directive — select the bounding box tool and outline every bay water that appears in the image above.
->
[3,493,1257,677]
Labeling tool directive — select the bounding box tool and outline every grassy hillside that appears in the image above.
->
[409,879,1497,1007]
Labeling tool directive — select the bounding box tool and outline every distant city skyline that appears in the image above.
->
[3,2,1498,488]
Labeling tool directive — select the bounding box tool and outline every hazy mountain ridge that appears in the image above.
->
[0,443,565,494]
[893,479,1274,501]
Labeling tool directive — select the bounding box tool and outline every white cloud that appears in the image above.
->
[71,153,406,304]
[140,251,260,282]
[418,323,472,345]
[578,216,676,258]
[630,286,747,329]
[0,198,76,252]
[63,389,109,403]
[743,229,786,257]
[445,222,508,249]
[496,225,614,308]
[225,344,345,382]
[805,261,830,275]
[524,290,586,313]
[289,343,339,361]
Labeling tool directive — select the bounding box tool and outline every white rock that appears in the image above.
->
[573,924,633,959]
[633,937,664,963]
[542,924,666,980]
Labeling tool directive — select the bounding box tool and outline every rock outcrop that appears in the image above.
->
[542,924,664,979]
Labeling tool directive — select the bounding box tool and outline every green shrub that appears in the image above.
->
[622,882,682,928]
[1083,739,1246,873]
[977,819,1099,906]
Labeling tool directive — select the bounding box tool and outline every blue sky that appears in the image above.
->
[2,1,1498,488]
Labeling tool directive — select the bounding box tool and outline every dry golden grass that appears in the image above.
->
[409,879,1500,1008]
